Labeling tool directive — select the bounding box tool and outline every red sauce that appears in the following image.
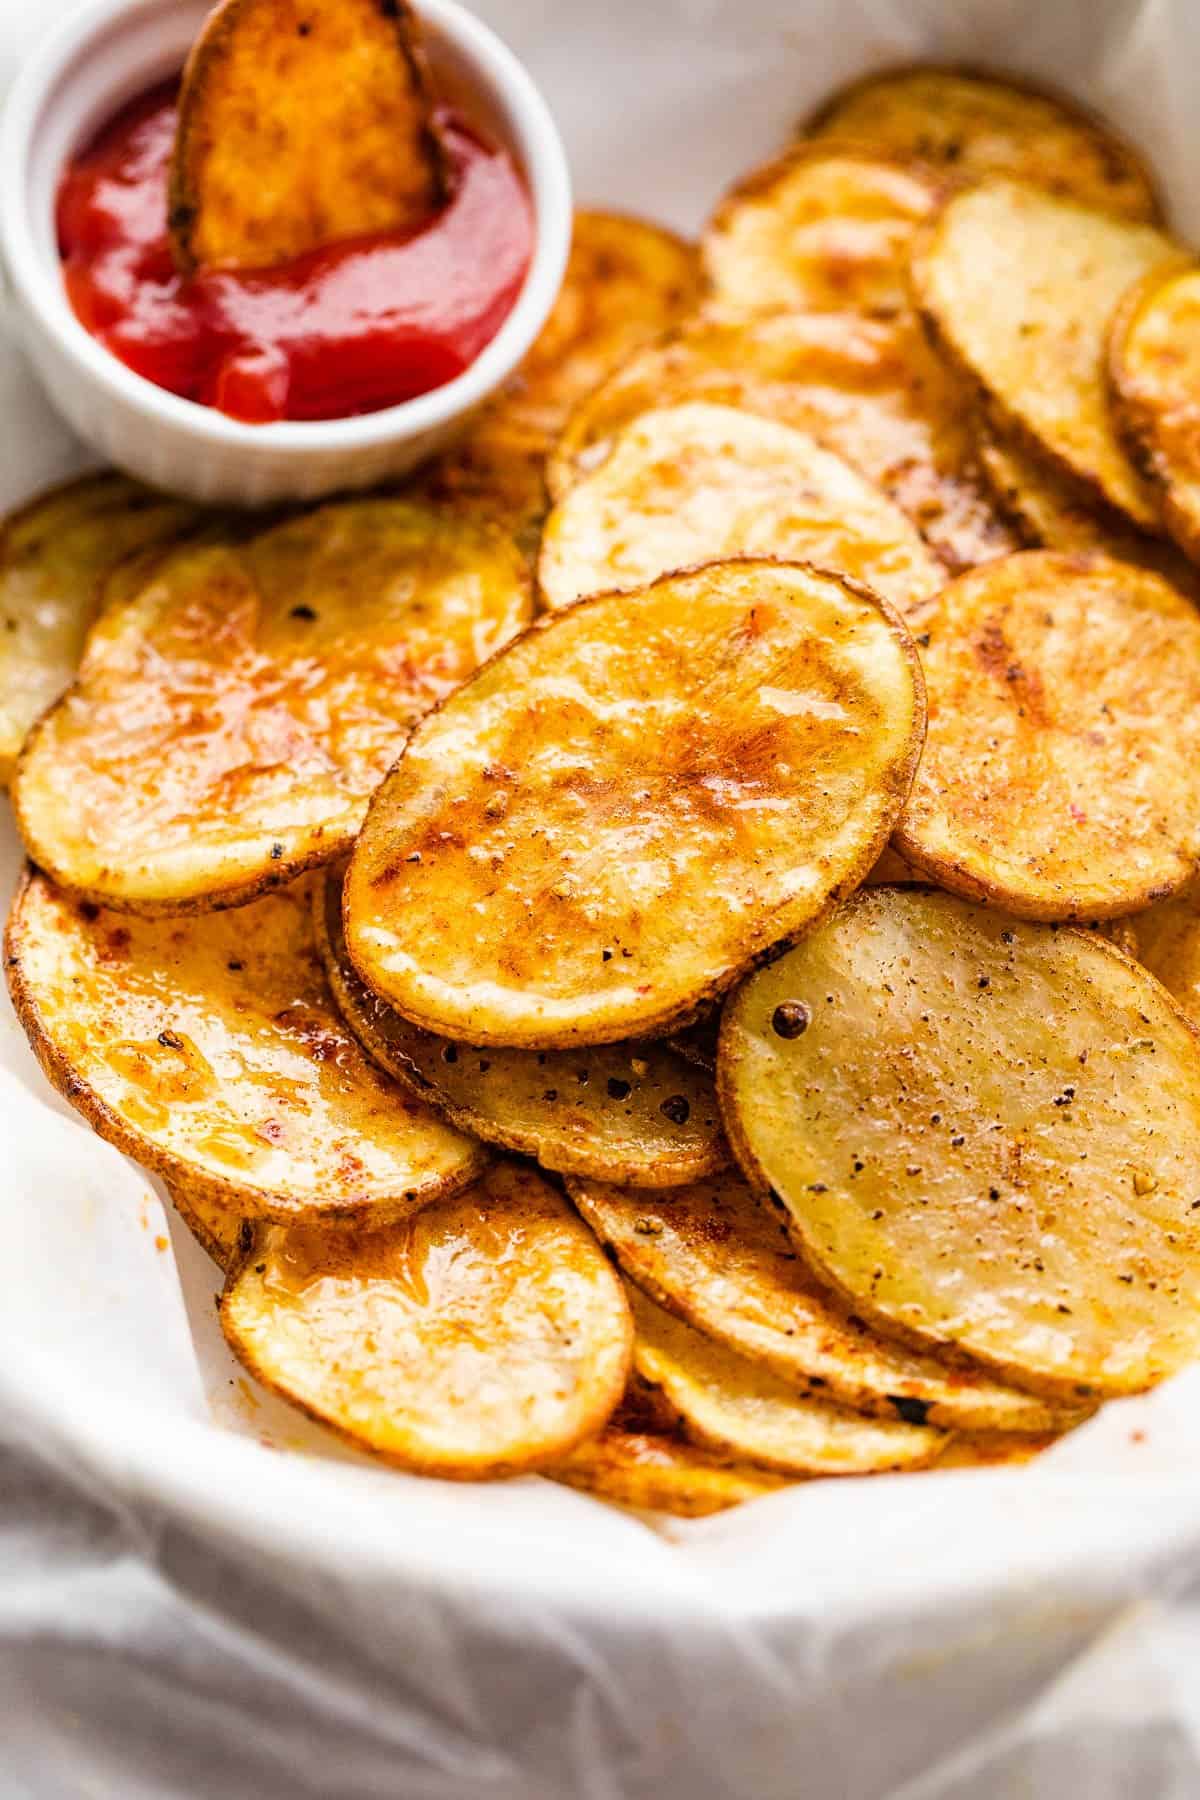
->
[56,82,534,424]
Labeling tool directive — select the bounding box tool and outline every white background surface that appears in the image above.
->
[5,2,1200,1795]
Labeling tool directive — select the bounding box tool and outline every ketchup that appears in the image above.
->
[56,83,534,424]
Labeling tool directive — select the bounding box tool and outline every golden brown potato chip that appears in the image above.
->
[547,308,1016,573]
[538,403,944,620]
[720,886,1200,1398]
[170,0,446,272]
[975,423,1200,593]
[894,551,1200,919]
[166,1181,242,1268]
[570,1171,1075,1432]
[14,496,531,914]
[912,179,1183,529]
[863,844,924,886]
[550,1427,788,1516]
[6,871,484,1224]
[316,866,726,1186]
[1109,264,1200,565]
[1120,881,1200,1029]
[667,1017,719,1074]
[346,560,924,1048]
[221,1162,632,1478]
[703,143,941,317]
[935,1434,1059,1470]
[0,474,200,786]
[806,67,1162,222]
[420,212,702,536]
[628,1288,944,1474]
[497,211,703,450]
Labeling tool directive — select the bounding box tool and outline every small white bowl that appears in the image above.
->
[0,0,571,505]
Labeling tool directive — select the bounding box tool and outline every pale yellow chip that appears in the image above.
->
[807,67,1162,222]
[346,559,924,1048]
[1109,263,1200,565]
[165,1180,242,1268]
[913,178,1183,529]
[6,871,484,1224]
[169,0,447,272]
[629,1288,943,1474]
[316,866,726,1186]
[720,886,1200,1398]
[704,143,941,317]
[14,496,531,914]
[221,1162,633,1478]
[895,551,1200,918]
[570,1171,1076,1433]
[538,402,944,621]
[550,1427,788,1516]
[548,308,1016,573]
[0,474,200,786]
[975,423,1200,594]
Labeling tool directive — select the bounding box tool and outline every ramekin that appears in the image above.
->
[0,0,571,505]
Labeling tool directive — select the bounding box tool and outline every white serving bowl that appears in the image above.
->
[0,0,571,505]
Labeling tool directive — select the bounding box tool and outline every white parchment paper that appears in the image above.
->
[5,2,1200,1794]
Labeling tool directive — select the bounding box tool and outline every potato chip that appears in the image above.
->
[495,211,703,451]
[418,210,700,546]
[14,496,531,913]
[935,1434,1059,1470]
[569,1171,1074,1432]
[1120,881,1200,1029]
[628,1288,944,1473]
[422,212,701,528]
[0,474,200,786]
[668,1017,719,1074]
[894,551,1200,918]
[720,886,1200,1398]
[547,308,1016,572]
[863,844,923,886]
[1109,263,1200,565]
[170,0,447,272]
[6,871,484,1224]
[166,1180,242,1268]
[345,559,924,1048]
[703,143,940,317]
[975,423,1200,593]
[912,178,1183,528]
[806,67,1162,223]
[316,866,726,1185]
[550,1427,787,1516]
[538,403,943,620]
[221,1162,632,1477]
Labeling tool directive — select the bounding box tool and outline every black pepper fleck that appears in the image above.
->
[771,1001,811,1039]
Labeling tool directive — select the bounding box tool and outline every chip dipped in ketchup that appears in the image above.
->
[56,83,534,424]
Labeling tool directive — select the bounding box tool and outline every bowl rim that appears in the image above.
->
[0,0,572,456]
